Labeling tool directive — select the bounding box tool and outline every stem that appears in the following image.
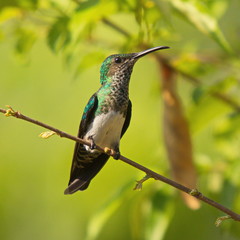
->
[102,18,131,38]
[1,106,240,222]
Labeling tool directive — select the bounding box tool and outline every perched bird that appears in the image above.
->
[64,46,169,194]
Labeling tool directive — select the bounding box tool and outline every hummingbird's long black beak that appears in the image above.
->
[133,46,170,59]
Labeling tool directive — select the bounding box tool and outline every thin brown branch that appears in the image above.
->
[1,106,240,223]
[102,18,131,38]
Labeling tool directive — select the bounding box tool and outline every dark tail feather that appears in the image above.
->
[64,179,90,194]
[64,154,109,194]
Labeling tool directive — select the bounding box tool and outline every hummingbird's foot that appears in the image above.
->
[104,147,121,160]
[113,151,120,160]
[88,136,96,150]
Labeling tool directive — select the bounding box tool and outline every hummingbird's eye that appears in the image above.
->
[114,57,122,63]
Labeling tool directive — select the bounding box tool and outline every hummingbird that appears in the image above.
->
[64,46,169,194]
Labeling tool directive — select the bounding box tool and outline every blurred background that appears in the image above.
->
[1,0,240,239]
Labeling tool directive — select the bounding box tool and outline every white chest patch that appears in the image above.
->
[84,111,125,151]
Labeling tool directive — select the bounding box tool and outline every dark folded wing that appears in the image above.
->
[121,100,132,137]
[65,93,109,194]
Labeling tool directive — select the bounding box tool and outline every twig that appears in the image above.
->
[1,106,240,224]
[102,18,131,38]
[133,175,151,190]
[215,215,232,227]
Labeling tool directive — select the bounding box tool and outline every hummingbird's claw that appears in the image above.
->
[88,136,96,150]
[113,151,120,160]
[104,147,120,159]
[104,147,112,155]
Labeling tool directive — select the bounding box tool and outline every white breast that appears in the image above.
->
[84,111,125,151]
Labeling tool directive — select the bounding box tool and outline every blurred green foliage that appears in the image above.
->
[1,0,240,240]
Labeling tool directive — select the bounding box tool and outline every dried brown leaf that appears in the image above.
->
[160,62,200,209]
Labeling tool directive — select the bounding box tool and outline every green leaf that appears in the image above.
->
[192,87,204,104]
[47,16,71,52]
[75,0,100,11]
[135,0,144,25]
[14,27,36,54]
[0,7,21,23]
[130,187,174,240]
[190,94,230,134]
[74,50,106,77]
[164,0,232,54]
[85,180,133,240]
[71,0,117,27]
[144,190,174,240]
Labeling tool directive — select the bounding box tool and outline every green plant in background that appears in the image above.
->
[1,0,240,240]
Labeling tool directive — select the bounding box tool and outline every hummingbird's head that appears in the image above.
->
[100,46,170,85]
